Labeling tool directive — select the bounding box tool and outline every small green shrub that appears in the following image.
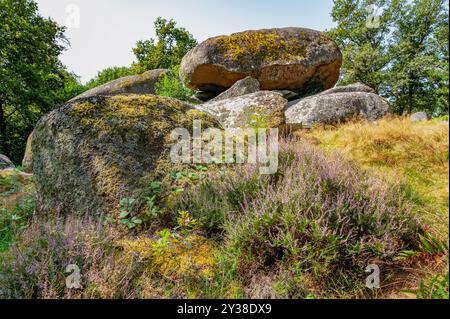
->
[416,272,449,299]
[118,197,142,229]
[0,196,35,252]
[155,66,193,101]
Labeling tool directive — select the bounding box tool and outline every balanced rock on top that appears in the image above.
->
[180,27,342,94]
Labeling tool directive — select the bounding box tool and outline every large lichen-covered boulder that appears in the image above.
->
[180,27,342,94]
[70,69,167,102]
[22,133,33,173]
[208,76,260,102]
[0,154,14,170]
[196,91,287,129]
[285,91,391,128]
[32,95,218,216]
[317,82,376,96]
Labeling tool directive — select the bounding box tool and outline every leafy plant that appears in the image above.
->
[118,197,142,229]
[415,272,449,299]
[0,196,35,252]
[397,233,448,259]
[144,195,161,219]
[155,66,193,101]
[176,210,198,234]
[418,233,449,255]
[149,181,162,195]
[151,228,173,256]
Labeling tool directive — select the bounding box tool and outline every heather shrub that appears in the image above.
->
[173,167,271,236]
[173,140,422,298]
[0,216,145,299]
[0,139,427,299]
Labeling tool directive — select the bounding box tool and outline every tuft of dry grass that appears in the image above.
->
[297,117,449,239]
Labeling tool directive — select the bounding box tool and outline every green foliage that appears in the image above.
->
[132,17,197,73]
[176,210,198,235]
[144,195,161,219]
[118,197,142,229]
[144,181,163,220]
[155,66,194,101]
[418,233,449,255]
[85,66,134,90]
[411,271,449,299]
[0,196,35,252]
[0,0,84,163]
[151,228,173,255]
[328,0,449,115]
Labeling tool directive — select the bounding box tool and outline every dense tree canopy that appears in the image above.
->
[83,18,198,98]
[0,0,83,163]
[132,17,197,73]
[1,0,448,164]
[328,0,449,115]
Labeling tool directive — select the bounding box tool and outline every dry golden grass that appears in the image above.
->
[297,116,449,238]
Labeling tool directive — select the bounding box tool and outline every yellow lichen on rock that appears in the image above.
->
[217,31,307,64]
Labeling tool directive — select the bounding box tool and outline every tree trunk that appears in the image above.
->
[408,86,414,115]
[0,99,8,155]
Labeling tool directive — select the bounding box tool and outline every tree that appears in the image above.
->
[132,17,197,73]
[0,0,81,163]
[328,0,449,115]
[387,0,449,114]
[327,0,396,92]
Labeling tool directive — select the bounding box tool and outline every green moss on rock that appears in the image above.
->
[32,95,219,217]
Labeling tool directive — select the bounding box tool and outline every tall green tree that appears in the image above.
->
[387,0,449,114]
[327,0,396,92]
[0,0,81,163]
[328,0,449,115]
[132,17,197,73]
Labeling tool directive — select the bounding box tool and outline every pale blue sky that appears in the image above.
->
[35,0,336,83]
